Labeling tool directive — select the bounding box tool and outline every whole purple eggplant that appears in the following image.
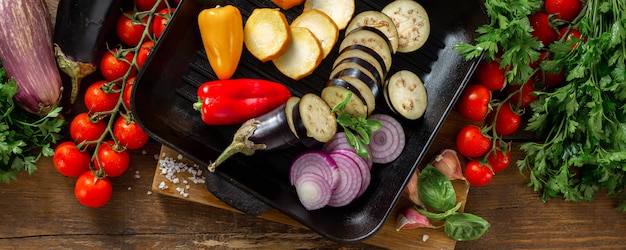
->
[0,0,62,116]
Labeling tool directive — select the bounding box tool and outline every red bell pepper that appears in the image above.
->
[193,78,291,125]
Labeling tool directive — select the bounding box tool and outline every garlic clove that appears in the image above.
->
[432,149,465,181]
[395,206,435,231]
[402,170,426,208]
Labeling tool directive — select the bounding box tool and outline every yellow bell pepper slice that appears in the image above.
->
[198,5,243,80]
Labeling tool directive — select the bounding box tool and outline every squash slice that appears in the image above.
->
[291,9,339,58]
[244,8,291,62]
[303,0,355,30]
[272,26,323,80]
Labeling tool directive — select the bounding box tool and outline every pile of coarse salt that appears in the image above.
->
[156,152,205,198]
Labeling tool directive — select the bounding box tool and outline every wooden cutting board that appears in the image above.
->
[151,145,469,249]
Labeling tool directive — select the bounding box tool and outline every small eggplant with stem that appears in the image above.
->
[53,0,123,106]
[208,93,337,172]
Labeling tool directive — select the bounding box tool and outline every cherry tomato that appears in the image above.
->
[545,0,582,22]
[100,49,136,82]
[94,141,130,177]
[53,141,91,177]
[84,80,121,113]
[116,11,151,47]
[152,8,175,40]
[113,116,150,150]
[491,101,521,136]
[529,12,558,46]
[559,27,583,49]
[487,149,511,173]
[456,125,491,158]
[457,84,492,122]
[136,41,154,69]
[123,77,135,111]
[506,79,537,108]
[465,161,494,186]
[70,113,107,145]
[134,0,166,11]
[475,59,506,91]
[75,171,113,208]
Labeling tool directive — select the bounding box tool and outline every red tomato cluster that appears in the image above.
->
[454,0,583,187]
[53,0,179,208]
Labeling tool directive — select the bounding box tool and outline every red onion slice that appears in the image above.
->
[289,150,339,190]
[327,151,363,207]
[330,149,371,197]
[368,113,406,164]
[323,132,373,168]
[294,172,332,210]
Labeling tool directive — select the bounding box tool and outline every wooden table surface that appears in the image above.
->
[1,0,624,249]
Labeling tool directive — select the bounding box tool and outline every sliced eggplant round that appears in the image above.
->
[334,44,387,80]
[285,96,302,139]
[382,0,431,53]
[331,57,383,87]
[331,68,379,115]
[346,10,400,54]
[321,79,368,118]
[384,70,428,120]
[293,93,338,146]
[339,27,393,72]
[248,101,301,151]
[344,26,394,57]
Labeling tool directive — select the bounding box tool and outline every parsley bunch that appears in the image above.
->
[520,0,626,210]
[0,60,64,183]
[455,0,626,210]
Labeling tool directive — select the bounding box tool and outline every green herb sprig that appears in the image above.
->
[0,60,64,183]
[331,93,382,158]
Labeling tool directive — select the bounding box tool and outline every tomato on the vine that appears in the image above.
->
[53,141,91,177]
[84,80,121,113]
[152,8,175,40]
[70,113,107,145]
[113,116,150,150]
[529,12,558,46]
[545,0,582,22]
[75,171,113,208]
[136,41,154,68]
[100,49,136,82]
[475,59,506,91]
[465,161,494,186]
[134,0,166,11]
[123,77,135,111]
[491,101,521,136]
[506,79,537,108]
[94,141,130,178]
[116,11,151,47]
[456,125,491,158]
[487,149,511,173]
[457,84,492,122]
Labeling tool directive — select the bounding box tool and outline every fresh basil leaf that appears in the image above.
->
[444,213,491,241]
[416,202,463,221]
[418,164,457,212]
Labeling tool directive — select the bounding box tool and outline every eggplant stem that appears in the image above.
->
[207,119,266,172]
[54,44,97,104]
